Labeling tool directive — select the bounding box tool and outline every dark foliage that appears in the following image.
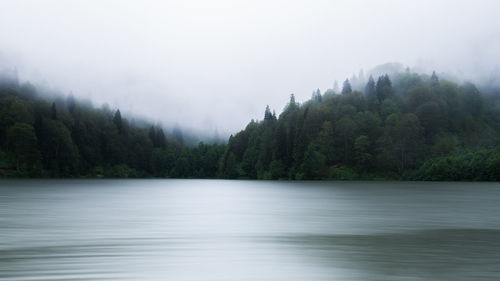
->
[219,72,500,180]
[0,81,226,178]
[1,71,499,180]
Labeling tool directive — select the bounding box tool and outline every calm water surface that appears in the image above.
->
[1,180,500,280]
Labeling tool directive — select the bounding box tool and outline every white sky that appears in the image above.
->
[1,0,499,136]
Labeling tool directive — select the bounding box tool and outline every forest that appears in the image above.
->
[0,74,225,178]
[1,70,499,180]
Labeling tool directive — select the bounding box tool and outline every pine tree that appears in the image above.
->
[264,105,272,120]
[430,71,439,86]
[156,128,167,149]
[365,75,375,97]
[67,94,76,114]
[365,75,378,110]
[312,89,322,102]
[341,79,352,94]
[149,126,157,147]
[113,109,122,134]
[376,74,393,102]
[51,102,57,120]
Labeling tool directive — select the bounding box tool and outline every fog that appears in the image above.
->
[1,0,499,137]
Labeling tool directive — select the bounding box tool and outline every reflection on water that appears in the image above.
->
[1,180,499,280]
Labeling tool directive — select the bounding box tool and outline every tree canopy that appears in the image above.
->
[1,70,499,180]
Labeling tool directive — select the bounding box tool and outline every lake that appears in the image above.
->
[1,180,500,280]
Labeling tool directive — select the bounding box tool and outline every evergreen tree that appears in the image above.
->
[67,94,76,114]
[113,109,122,134]
[354,135,372,170]
[6,122,41,173]
[1,69,499,180]
[264,105,272,120]
[365,75,375,97]
[149,126,157,147]
[376,74,394,102]
[156,128,167,149]
[430,71,439,86]
[299,143,326,179]
[51,102,57,120]
[342,79,352,94]
[312,89,322,102]
[364,75,377,110]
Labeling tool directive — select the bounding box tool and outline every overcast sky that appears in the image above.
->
[1,0,499,136]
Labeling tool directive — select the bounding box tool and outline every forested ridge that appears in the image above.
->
[1,70,500,180]
[219,71,500,180]
[0,75,225,178]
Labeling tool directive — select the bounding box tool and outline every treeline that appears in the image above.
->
[1,70,500,180]
[219,71,500,180]
[0,79,226,177]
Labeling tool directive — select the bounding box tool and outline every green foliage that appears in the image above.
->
[342,79,352,94]
[37,118,79,176]
[460,83,483,117]
[414,148,500,181]
[317,121,337,163]
[6,122,41,174]
[0,82,226,178]
[354,135,372,169]
[1,70,499,181]
[299,144,326,179]
[328,166,359,180]
[415,101,442,143]
[407,86,433,111]
[376,74,394,102]
[365,75,377,109]
[380,99,399,121]
[220,70,500,181]
[113,109,122,134]
[269,160,286,179]
[431,135,455,157]
[108,164,138,178]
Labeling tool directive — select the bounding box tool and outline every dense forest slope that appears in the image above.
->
[0,77,225,178]
[1,70,499,180]
[219,72,500,180]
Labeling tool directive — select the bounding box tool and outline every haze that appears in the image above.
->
[1,0,499,137]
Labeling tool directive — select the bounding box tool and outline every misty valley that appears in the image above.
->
[2,1,500,281]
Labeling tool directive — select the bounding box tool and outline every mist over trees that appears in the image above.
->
[219,71,500,181]
[0,74,225,178]
[0,69,499,180]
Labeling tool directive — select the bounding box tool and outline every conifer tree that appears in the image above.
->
[365,75,375,97]
[264,105,272,120]
[51,102,57,120]
[157,128,167,149]
[430,71,439,86]
[342,79,352,94]
[113,109,122,134]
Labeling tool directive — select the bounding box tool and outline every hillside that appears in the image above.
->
[1,71,500,180]
[0,78,225,178]
[219,72,500,180]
